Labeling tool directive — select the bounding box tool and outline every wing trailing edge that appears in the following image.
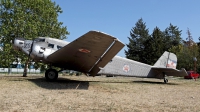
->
[89,39,124,76]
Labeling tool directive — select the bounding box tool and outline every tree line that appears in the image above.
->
[125,18,200,72]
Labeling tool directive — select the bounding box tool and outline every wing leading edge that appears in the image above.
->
[47,31,125,76]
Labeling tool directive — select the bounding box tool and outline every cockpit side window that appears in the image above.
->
[35,38,45,42]
[48,43,54,48]
[57,45,62,50]
[39,39,45,42]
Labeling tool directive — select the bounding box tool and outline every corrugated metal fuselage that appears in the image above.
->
[98,56,157,78]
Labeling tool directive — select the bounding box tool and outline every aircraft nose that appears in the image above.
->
[13,38,25,51]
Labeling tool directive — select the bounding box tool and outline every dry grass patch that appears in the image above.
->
[0,74,200,112]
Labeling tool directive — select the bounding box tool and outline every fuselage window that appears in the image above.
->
[48,43,54,48]
[57,45,62,50]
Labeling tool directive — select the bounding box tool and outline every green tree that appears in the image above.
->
[169,44,188,70]
[184,29,198,71]
[148,27,165,65]
[125,18,150,64]
[169,42,199,71]
[0,0,69,74]
[163,23,182,51]
[150,25,182,65]
[125,21,183,65]
[169,28,199,71]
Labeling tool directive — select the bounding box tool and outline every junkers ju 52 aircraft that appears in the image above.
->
[13,31,187,83]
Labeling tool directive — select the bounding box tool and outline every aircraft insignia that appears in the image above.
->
[166,59,177,69]
[123,64,130,72]
[79,49,91,53]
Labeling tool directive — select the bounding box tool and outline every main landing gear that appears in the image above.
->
[45,69,58,81]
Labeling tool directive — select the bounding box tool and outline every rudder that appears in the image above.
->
[153,51,177,69]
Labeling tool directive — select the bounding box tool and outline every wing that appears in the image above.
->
[152,67,188,77]
[47,31,124,76]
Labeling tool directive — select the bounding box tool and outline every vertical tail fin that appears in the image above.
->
[153,51,177,69]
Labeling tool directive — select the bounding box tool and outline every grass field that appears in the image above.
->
[0,74,200,112]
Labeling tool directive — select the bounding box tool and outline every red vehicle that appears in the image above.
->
[184,71,199,79]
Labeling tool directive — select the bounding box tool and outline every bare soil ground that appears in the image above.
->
[0,74,200,112]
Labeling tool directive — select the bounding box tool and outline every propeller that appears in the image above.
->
[23,39,34,77]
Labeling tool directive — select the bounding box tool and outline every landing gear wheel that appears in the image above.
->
[45,69,58,81]
[163,72,168,83]
[164,78,168,83]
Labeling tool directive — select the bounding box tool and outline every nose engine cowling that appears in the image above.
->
[13,38,25,51]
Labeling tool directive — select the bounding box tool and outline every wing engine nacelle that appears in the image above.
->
[30,43,54,61]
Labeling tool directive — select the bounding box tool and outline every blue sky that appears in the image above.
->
[53,0,200,57]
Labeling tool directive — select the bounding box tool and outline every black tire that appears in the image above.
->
[45,69,58,81]
[164,79,168,83]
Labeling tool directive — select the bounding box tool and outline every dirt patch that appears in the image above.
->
[0,75,199,112]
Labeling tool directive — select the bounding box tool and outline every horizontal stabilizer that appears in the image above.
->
[152,67,188,77]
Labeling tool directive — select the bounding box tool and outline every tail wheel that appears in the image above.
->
[163,72,168,83]
[164,78,168,83]
[45,69,58,81]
